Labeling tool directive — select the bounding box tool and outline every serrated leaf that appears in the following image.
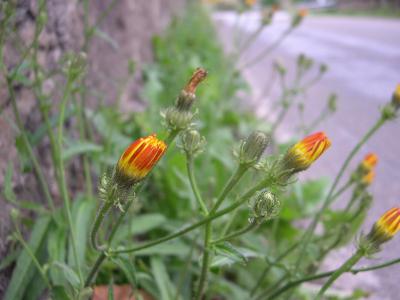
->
[4,216,51,300]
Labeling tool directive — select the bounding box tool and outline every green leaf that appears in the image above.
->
[3,161,16,203]
[52,261,80,289]
[211,242,248,267]
[62,141,103,161]
[150,256,175,300]
[4,216,51,300]
[68,199,96,268]
[51,286,71,300]
[0,249,20,271]
[47,225,67,286]
[111,255,137,288]
[130,213,167,235]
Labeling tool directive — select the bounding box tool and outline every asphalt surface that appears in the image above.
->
[213,11,400,299]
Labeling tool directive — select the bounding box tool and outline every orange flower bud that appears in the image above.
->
[361,170,375,186]
[115,134,167,186]
[283,132,331,173]
[362,153,378,171]
[367,208,400,245]
[291,8,308,27]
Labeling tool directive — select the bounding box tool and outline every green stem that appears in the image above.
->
[110,180,264,255]
[239,28,292,70]
[57,77,83,285]
[90,201,113,251]
[186,154,208,214]
[195,163,251,298]
[250,241,300,297]
[12,224,52,290]
[84,252,106,287]
[292,117,386,276]
[196,222,212,300]
[212,221,257,244]
[6,76,56,213]
[211,164,249,213]
[315,250,364,300]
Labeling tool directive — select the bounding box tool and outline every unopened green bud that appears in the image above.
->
[163,107,193,131]
[328,93,337,112]
[239,131,270,166]
[381,103,396,120]
[249,190,280,223]
[180,129,206,156]
[320,63,328,74]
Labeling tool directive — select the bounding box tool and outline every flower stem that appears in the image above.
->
[57,77,83,285]
[211,221,257,245]
[186,154,208,214]
[315,249,364,299]
[196,222,212,300]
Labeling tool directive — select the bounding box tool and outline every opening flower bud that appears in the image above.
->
[282,131,331,173]
[366,207,400,246]
[249,189,280,223]
[183,68,208,96]
[361,153,378,171]
[114,134,167,188]
[239,131,270,166]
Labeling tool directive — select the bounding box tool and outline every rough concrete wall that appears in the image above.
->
[0,0,183,295]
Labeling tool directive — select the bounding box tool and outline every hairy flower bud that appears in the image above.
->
[114,134,167,188]
[365,207,400,247]
[239,131,270,166]
[180,129,206,156]
[164,107,194,131]
[249,189,280,223]
[282,131,331,173]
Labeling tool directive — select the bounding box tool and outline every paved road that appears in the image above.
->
[214,11,400,300]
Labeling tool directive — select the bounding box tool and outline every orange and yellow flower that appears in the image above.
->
[361,153,378,171]
[283,131,331,173]
[115,134,167,186]
[372,207,400,241]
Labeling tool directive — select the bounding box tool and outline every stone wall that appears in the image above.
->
[0,0,184,295]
